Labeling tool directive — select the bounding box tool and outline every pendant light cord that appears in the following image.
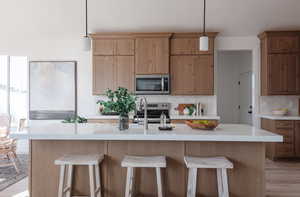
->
[85,0,88,37]
[203,0,206,35]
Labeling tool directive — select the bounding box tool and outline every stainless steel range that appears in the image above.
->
[133,102,171,124]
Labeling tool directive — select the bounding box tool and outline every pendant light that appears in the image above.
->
[199,0,209,51]
[82,0,91,51]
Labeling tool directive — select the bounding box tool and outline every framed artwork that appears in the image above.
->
[29,61,77,120]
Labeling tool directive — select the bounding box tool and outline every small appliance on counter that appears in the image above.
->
[133,103,171,124]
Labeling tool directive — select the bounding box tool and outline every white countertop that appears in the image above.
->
[10,123,282,142]
[257,114,300,120]
[88,115,220,120]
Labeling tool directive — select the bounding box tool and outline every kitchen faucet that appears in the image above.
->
[139,97,148,132]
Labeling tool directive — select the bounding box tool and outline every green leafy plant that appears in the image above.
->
[62,115,88,123]
[97,87,137,117]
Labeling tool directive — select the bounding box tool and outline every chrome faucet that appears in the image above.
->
[139,97,148,132]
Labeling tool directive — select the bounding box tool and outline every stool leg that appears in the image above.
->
[66,165,73,197]
[58,165,66,197]
[89,165,96,197]
[187,168,197,197]
[156,167,163,197]
[217,169,223,197]
[221,169,229,197]
[125,167,134,197]
[95,164,102,197]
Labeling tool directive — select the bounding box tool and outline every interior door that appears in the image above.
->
[239,72,253,125]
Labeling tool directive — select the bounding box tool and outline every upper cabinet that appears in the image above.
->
[135,33,172,75]
[91,32,218,95]
[91,34,135,95]
[92,34,135,56]
[171,55,214,95]
[170,33,217,55]
[259,31,300,96]
[170,33,217,95]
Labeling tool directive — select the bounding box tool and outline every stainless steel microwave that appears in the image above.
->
[135,75,170,95]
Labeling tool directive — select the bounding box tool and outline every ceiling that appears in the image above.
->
[1,0,300,38]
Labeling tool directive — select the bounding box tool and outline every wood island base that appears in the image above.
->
[29,140,265,197]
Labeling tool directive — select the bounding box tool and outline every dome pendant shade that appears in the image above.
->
[199,36,209,51]
[82,36,91,51]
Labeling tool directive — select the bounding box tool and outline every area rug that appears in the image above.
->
[0,154,28,191]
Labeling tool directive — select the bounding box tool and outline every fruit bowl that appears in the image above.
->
[185,120,219,130]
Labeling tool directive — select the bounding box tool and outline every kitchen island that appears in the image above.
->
[12,123,282,197]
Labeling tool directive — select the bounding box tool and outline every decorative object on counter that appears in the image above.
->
[271,108,288,116]
[29,61,77,120]
[185,120,218,130]
[62,115,87,123]
[175,104,196,115]
[97,87,136,130]
[195,103,204,116]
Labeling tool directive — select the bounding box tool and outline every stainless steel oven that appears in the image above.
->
[135,75,170,95]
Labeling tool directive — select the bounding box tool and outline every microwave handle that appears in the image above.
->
[161,78,164,91]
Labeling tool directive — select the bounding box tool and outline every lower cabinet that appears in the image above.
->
[93,56,134,95]
[261,118,300,160]
[295,121,300,156]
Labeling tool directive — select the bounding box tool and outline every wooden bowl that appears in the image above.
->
[185,120,219,130]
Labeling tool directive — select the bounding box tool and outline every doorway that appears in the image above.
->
[217,50,253,125]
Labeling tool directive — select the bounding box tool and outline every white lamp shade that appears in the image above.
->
[199,36,209,51]
[82,36,91,51]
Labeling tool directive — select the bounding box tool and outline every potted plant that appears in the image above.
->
[97,87,136,130]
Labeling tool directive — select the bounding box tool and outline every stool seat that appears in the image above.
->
[121,155,166,168]
[184,156,233,169]
[55,154,104,165]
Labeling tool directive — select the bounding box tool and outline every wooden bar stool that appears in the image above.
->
[121,155,166,197]
[184,156,233,197]
[55,154,104,197]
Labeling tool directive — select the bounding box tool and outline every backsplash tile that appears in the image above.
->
[260,96,300,116]
[94,95,217,116]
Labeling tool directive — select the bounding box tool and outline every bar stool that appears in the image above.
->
[55,154,104,197]
[184,156,233,197]
[121,155,166,197]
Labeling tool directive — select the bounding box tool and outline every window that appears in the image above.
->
[0,55,28,126]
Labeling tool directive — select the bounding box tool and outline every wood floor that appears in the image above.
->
[0,160,299,197]
[266,159,300,197]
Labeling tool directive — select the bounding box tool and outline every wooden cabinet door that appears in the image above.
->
[171,56,195,94]
[171,55,214,95]
[285,54,299,93]
[194,55,214,95]
[268,36,299,53]
[268,54,286,94]
[93,56,115,94]
[135,38,169,74]
[295,121,300,156]
[93,39,134,55]
[170,38,214,55]
[115,39,135,55]
[115,56,134,92]
[93,39,115,55]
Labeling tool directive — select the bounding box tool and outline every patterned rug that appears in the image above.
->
[0,154,28,191]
